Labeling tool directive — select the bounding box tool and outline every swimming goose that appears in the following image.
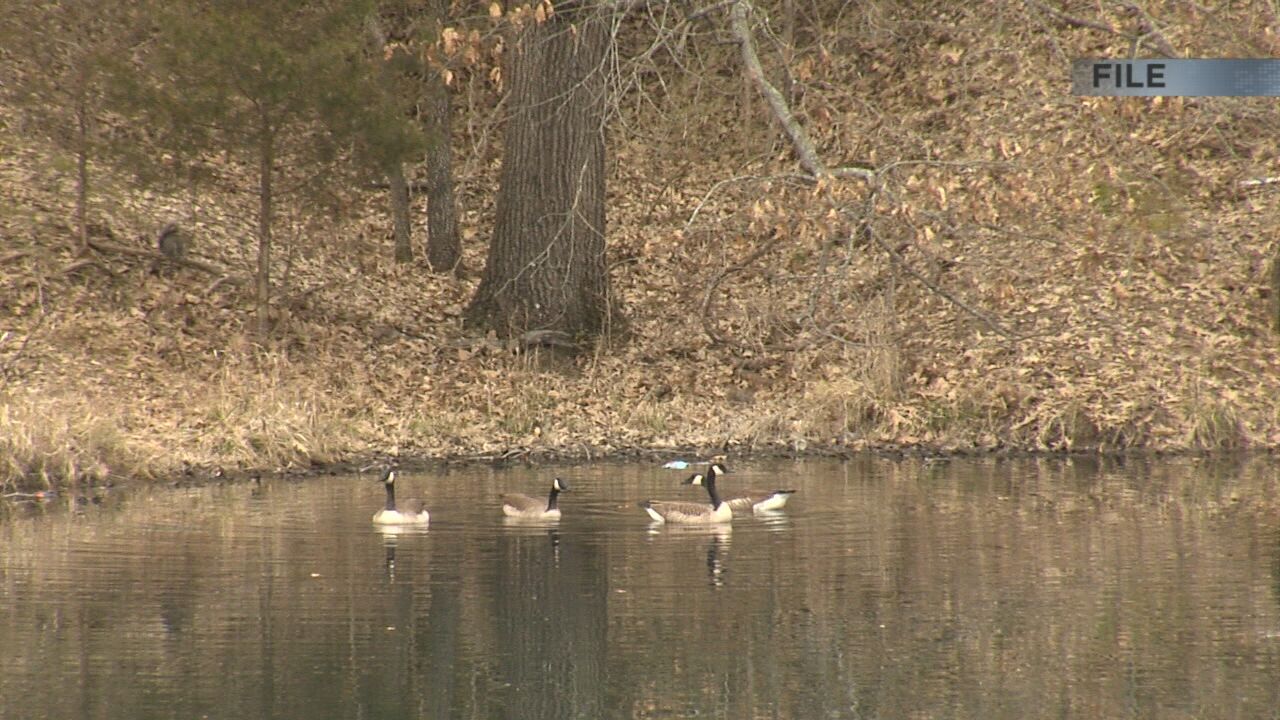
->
[685,463,796,512]
[502,477,569,519]
[371,468,430,525]
[638,464,733,524]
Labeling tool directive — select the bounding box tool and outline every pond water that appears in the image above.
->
[2,456,1279,719]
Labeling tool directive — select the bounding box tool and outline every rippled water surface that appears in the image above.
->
[2,456,1279,719]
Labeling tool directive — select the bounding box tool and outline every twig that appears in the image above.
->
[685,172,821,231]
[684,174,762,231]
[0,304,52,390]
[1,251,31,266]
[1025,0,1119,33]
[1117,2,1178,57]
[686,0,737,23]
[205,275,243,295]
[1240,176,1280,188]
[699,230,784,347]
[841,202,1019,340]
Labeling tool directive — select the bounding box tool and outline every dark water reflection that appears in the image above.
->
[2,456,1279,719]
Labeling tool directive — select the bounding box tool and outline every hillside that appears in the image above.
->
[4,2,1280,490]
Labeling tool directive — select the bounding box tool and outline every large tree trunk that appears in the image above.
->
[423,0,461,275]
[465,5,614,341]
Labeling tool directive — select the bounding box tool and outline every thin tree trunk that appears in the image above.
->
[389,162,413,263]
[366,16,416,264]
[74,78,89,256]
[256,118,274,338]
[423,0,461,275]
[1269,250,1280,332]
[465,6,614,341]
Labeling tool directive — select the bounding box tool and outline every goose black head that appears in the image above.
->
[552,477,569,492]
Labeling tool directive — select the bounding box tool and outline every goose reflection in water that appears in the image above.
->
[376,524,429,581]
[646,523,733,588]
[502,517,563,566]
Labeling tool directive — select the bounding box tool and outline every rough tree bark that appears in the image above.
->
[422,0,461,275]
[388,163,413,263]
[465,3,614,342]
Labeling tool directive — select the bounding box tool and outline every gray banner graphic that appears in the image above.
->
[1072,59,1280,96]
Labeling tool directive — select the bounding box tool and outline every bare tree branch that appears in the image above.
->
[0,304,52,391]
[840,199,1019,340]
[1118,2,1178,57]
[727,0,872,182]
[699,229,785,348]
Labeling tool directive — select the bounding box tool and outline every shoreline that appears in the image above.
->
[6,440,1273,497]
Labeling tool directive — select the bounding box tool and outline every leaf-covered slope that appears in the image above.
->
[3,1,1280,487]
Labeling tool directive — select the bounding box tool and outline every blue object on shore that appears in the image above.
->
[662,460,691,470]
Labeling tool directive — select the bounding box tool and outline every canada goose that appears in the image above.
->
[502,477,569,519]
[638,464,733,524]
[684,463,796,512]
[371,468,430,525]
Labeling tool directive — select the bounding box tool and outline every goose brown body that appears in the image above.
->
[684,464,796,513]
[639,464,732,524]
[371,468,430,525]
[502,478,568,519]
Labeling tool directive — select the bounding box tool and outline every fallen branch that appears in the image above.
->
[366,179,432,192]
[727,0,872,182]
[516,329,578,351]
[205,275,244,295]
[87,238,229,276]
[59,258,116,278]
[0,251,31,266]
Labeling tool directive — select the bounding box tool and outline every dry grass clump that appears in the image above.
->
[798,375,885,442]
[1185,396,1248,451]
[190,360,370,470]
[0,393,162,491]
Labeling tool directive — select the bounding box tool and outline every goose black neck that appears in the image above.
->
[703,472,722,509]
[546,486,561,511]
[384,481,397,511]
